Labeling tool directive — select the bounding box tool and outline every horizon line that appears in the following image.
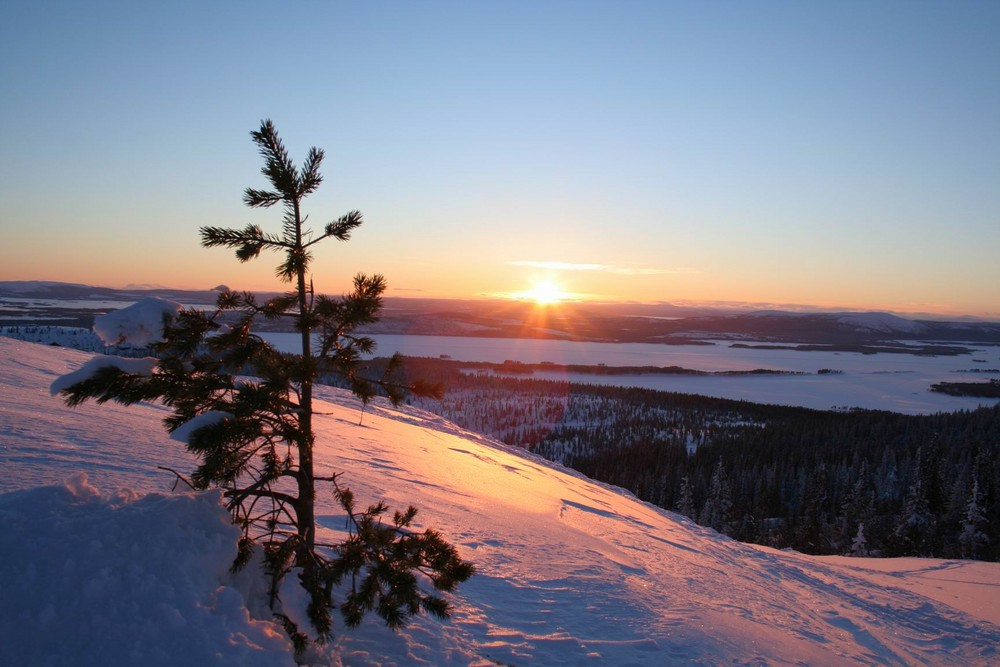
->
[1,279,998,323]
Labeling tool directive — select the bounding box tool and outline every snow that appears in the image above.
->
[0,280,91,293]
[8,326,1000,413]
[170,411,233,444]
[49,354,158,395]
[833,312,928,334]
[92,296,182,346]
[0,325,106,351]
[0,475,295,667]
[270,332,1000,414]
[2,336,999,666]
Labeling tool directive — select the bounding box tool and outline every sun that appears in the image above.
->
[524,280,567,305]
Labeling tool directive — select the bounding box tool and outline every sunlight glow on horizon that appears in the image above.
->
[504,280,572,305]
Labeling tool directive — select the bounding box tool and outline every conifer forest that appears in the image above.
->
[399,358,1000,561]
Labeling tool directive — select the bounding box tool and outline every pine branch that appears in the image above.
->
[277,247,312,283]
[244,187,282,208]
[251,119,299,199]
[323,210,364,242]
[224,484,300,509]
[282,211,300,246]
[201,224,267,262]
[300,147,324,197]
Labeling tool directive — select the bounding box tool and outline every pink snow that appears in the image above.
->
[0,474,295,666]
[1,337,998,666]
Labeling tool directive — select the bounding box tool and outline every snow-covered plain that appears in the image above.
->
[1,336,999,666]
[265,332,1000,414]
[6,326,999,413]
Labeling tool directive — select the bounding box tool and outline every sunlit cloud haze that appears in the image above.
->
[1,1,998,318]
[509,261,699,276]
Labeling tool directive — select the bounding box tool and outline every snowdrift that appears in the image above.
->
[0,477,294,666]
[1,337,998,666]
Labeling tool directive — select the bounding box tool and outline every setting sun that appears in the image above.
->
[523,280,567,305]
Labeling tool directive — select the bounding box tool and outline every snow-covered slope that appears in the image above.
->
[1,337,998,666]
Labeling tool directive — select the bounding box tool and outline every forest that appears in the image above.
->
[931,379,1000,398]
[397,357,1000,561]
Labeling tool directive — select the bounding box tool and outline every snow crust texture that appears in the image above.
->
[1,337,999,666]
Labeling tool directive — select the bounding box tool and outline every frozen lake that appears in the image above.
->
[261,333,1000,415]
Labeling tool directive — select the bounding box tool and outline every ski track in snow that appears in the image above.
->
[1,337,998,666]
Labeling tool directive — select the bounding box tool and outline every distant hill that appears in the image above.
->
[2,281,999,346]
[0,280,225,304]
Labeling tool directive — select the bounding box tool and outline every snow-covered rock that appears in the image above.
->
[93,297,182,347]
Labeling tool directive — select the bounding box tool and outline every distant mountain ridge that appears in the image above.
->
[2,280,999,346]
[0,280,226,303]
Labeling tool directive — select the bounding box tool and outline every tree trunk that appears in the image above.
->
[294,198,316,554]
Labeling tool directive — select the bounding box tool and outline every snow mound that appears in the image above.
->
[93,297,182,347]
[0,473,293,667]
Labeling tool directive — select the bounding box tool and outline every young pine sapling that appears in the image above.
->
[56,120,473,650]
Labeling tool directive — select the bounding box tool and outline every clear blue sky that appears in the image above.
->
[2,1,998,317]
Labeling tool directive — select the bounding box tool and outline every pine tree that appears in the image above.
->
[676,473,696,519]
[57,120,473,649]
[849,522,869,557]
[958,477,988,560]
[838,462,874,552]
[795,470,830,554]
[699,460,733,533]
[891,472,934,556]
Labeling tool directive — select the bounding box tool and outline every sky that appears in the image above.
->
[1,1,998,317]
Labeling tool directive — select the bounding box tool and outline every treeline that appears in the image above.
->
[0,325,106,352]
[426,358,804,377]
[931,379,1000,398]
[567,400,999,561]
[397,358,1000,561]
